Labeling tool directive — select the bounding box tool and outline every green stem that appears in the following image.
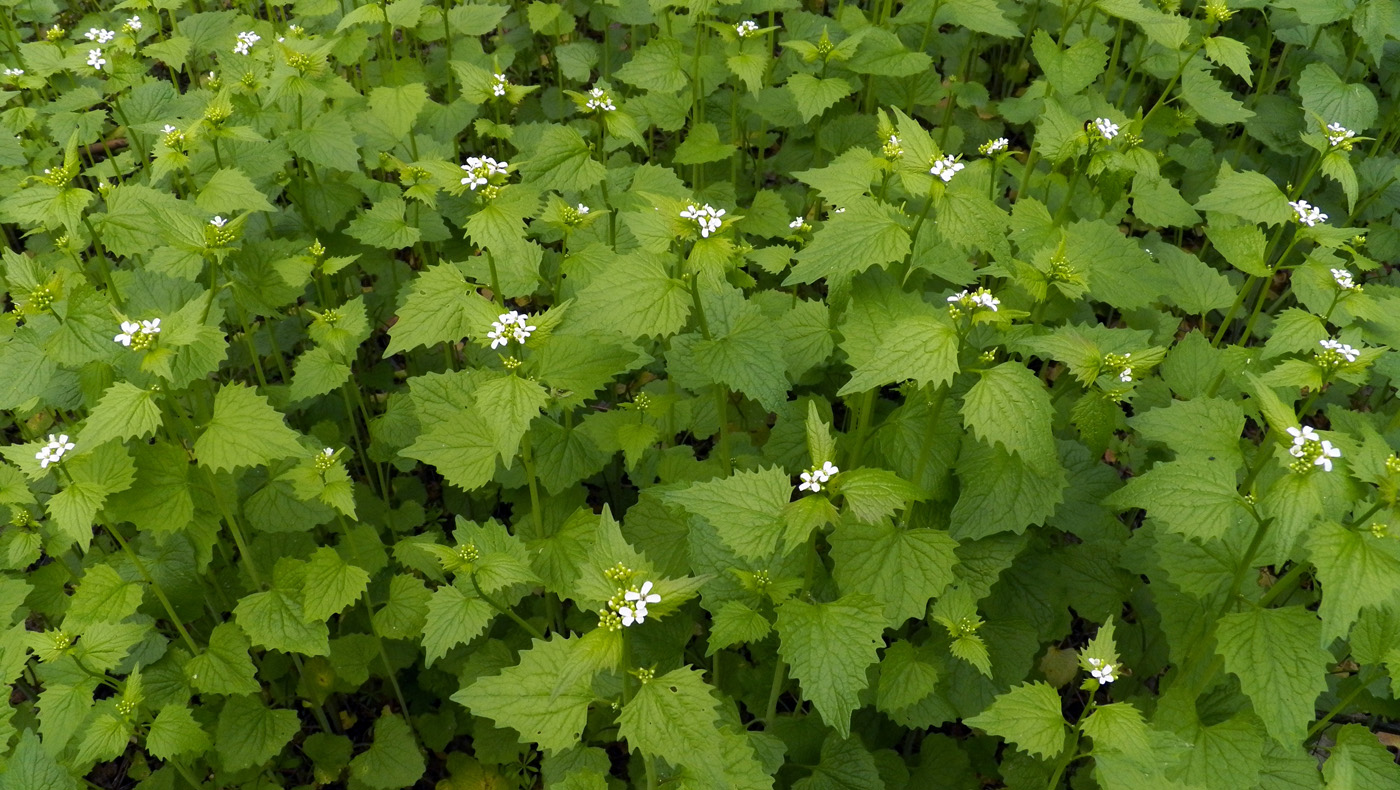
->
[763,658,788,727]
[100,520,200,655]
[470,570,545,640]
[519,433,546,538]
[1044,698,1095,790]
[1306,668,1380,740]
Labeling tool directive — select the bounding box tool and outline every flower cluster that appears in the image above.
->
[114,318,161,349]
[797,461,839,493]
[207,216,237,245]
[84,28,115,43]
[87,49,106,71]
[979,137,1010,155]
[1317,338,1360,368]
[36,434,75,469]
[561,202,590,227]
[233,31,260,55]
[2,67,23,78]
[1325,122,1357,149]
[585,87,616,112]
[1289,199,1327,227]
[491,72,508,97]
[487,310,536,349]
[929,155,964,183]
[947,287,1000,317]
[736,20,759,37]
[1287,425,1341,473]
[161,124,184,148]
[1331,267,1358,291]
[882,134,903,159]
[314,447,338,472]
[460,155,507,190]
[1087,657,1117,684]
[1093,117,1120,140]
[1103,352,1133,383]
[680,203,725,238]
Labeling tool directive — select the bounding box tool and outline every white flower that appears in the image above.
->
[86,49,106,70]
[486,310,536,349]
[1289,199,1327,227]
[882,135,903,159]
[209,216,227,228]
[161,124,177,134]
[127,16,142,31]
[323,447,335,457]
[736,20,759,37]
[1119,368,1133,383]
[491,72,507,97]
[789,216,807,230]
[830,206,846,214]
[1315,440,1341,472]
[981,137,1009,154]
[233,31,260,55]
[1287,425,1321,457]
[929,155,964,182]
[1326,122,1356,147]
[797,470,822,492]
[140,318,161,334]
[625,581,661,607]
[2,68,23,77]
[585,86,616,112]
[85,28,115,43]
[618,602,648,626]
[1094,117,1120,140]
[577,203,590,214]
[680,203,725,238]
[36,434,75,469]
[1331,268,1357,290]
[114,320,141,347]
[819,461,839,480]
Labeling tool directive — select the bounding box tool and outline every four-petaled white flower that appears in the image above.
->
[1119,369,1133,383]
[789,216,808,230]
[1315,440,1342,472]
[85,28,116,43]
[1319,338,1359,363]
[114,320,142,347]
[161,124,177,134]
[1087,657,1117,684]
[797,461,839,493]
[36,434,75,469]
[1325,122,1356,148]
[576,203,590,214]
[3,68,23,77]
[929,155,965,183]
[736,20,759,37]
[487,310,536,349]
[585,86,616,112]
[1094,117,1119,140]
[1289,199,1327,227]
[1331,268,1357,290]
[210,216,228,228]
[680,203,725,238]
[233,31,260,55]
[625,581,661,612]
[618,603,647,626]
[87,49,106,70]
[491,72,508,97]
[141,318,161,335]
[980,137,1010,154]
[127,16,142,31]
[1287,425,1320,454]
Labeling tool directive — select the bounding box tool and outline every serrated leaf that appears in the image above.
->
[962,362,1056,470]
[775,594,886,738]
[1215,607,1330,744]
[195,384,306,473]
[619,667,722,771]
[349,714,425,789]
[301,546,370,623]
[661,466,792,560]
[215,695,299,772]
[147,705,211,760]
[454,636,595,753]
[965,682,1067,759]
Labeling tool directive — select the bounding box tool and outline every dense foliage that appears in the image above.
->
[2,0,1400,786]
